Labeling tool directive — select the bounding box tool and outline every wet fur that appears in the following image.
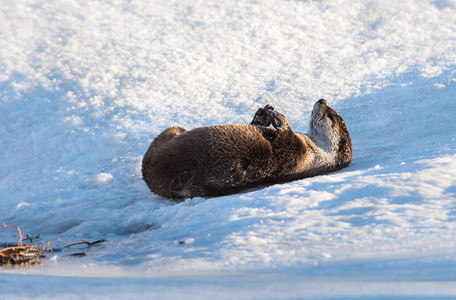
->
[142,99,352,200]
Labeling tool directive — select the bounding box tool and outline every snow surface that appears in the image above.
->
[1,0,456,298]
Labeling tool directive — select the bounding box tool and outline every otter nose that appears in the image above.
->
[317,99,328,106]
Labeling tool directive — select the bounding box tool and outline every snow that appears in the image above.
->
[1,0,456,298]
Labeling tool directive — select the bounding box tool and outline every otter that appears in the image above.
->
[142,99,352,200]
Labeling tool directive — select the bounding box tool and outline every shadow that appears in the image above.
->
[335,68,456,170]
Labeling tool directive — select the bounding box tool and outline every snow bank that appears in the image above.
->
[1,0,456,298]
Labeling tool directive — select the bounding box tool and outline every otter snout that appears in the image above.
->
[313,99,328,113]
[311,99,329,121]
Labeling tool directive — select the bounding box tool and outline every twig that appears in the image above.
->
[22,234,40,243]
[1,223,23,247]
[68,252,86,257]
[64,239,106,248]
[0,224,62,265]
[1,223,107,265]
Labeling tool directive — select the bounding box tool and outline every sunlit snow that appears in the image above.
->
[1,0,456,298]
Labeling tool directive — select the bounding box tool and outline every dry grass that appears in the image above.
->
[1,223,107,266]
[0,223,58,266]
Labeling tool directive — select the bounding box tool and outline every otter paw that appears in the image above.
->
[267,109,289,129]
[250,104,274,126]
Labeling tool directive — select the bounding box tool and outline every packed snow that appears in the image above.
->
[1,0,456,299]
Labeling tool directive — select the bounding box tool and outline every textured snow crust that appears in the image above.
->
[1,0,456,298]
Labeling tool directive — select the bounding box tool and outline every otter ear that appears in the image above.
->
[264,104,274,111]
[317,99,328,106]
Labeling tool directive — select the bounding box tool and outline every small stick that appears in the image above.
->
[23,234,40,243]
[1,223,23,247]
[68,252,86,257]
[64,239,106,248]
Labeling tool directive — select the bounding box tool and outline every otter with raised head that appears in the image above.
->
[142,99,352,200]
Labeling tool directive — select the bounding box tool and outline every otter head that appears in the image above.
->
[308,99,352,168]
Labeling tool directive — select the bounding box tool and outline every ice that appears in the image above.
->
[1,0,456,298]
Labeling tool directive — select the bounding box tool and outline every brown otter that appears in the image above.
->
[142,99,352,200]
